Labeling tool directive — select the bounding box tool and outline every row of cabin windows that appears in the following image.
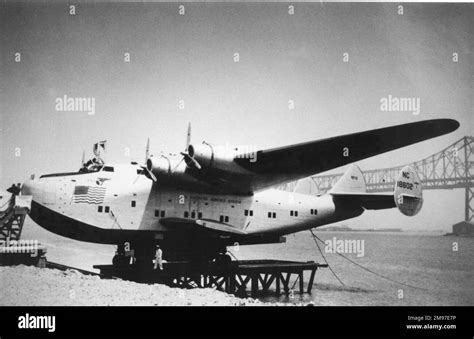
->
[136,204,317,219]
[154,209,166,218]
[184,211,203,219]
[98,206,110,213]
[220,215,230,223]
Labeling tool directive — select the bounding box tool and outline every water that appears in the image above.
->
[228,231,474,306]
[21,219,474,306]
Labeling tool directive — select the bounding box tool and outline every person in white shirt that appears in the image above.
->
[154,245,163,270]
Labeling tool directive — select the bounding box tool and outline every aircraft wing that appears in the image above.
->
[159,217,247,235]
[233,119,458,192]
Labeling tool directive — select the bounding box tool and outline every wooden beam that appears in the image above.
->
[307,268,316,294]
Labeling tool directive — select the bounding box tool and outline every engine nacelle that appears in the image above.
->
[394,166,423,216]
[146,155,172,176]
[187,143,237,171]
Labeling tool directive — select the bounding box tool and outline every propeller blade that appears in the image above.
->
[139,165,157,182]
[171,156,185,172]
[186,122,191,151]
[180,152,201,170]
[146,167,157,182]
[145,138,150,163]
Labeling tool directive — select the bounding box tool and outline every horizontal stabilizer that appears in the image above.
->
[331,192,396,210]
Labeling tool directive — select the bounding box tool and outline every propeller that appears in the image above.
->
[180,151,201,170]
[143,165,157,182]
[170,122,202,171]
[141,123,201,181]
[181,123,202,170]
[186,122,191,150]
[133,138,157,184]
[145,137,150,163]
[142,138,157,181]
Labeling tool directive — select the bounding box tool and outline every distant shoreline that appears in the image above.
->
[318,227,403,233]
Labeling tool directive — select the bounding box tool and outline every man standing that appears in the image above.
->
[154,245,163,270]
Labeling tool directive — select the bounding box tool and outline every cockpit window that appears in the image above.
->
[78,157,104,173]
[78,164,103,174]
[103,166,114,172]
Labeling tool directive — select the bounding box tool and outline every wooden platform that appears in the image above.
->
[94,260,328,297]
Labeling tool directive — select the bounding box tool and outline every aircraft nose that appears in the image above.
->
[21,178,43,201]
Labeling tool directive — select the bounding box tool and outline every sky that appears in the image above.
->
[1,2,472,231]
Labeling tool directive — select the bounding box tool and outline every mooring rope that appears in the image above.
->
[309,229,427,291]
[309,229,346,286]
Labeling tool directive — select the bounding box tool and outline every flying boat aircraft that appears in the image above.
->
[21,119,459,266]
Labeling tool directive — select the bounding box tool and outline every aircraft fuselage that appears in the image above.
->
[22,162,363,259]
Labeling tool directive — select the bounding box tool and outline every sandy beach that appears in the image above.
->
[1,220,301,306]
[0,265,280,306]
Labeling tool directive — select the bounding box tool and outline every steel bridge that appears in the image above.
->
[284,136,474,223]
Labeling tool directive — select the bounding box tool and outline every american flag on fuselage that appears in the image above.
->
[72,185,106,204]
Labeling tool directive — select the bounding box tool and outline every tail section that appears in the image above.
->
[329,165,423,217]
[394,166,423,216]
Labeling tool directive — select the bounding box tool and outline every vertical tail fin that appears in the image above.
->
[329,164,366,194]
